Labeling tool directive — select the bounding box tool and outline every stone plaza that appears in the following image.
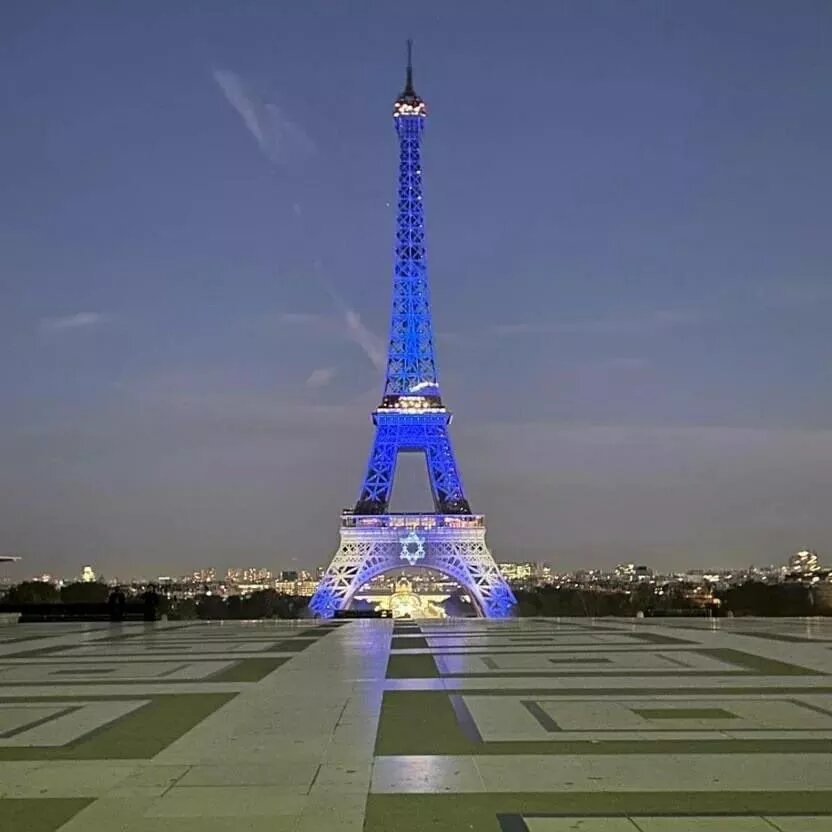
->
[2,616,832,831]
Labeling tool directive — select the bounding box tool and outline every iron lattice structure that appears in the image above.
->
[309,46,515,619]
[309,516,516,619]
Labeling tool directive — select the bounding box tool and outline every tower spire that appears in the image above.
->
[404,38,415,96]
[394,39,426,117]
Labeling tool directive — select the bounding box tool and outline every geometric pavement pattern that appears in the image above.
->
[2,617,832,830]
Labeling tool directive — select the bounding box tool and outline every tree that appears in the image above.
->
[60,582,110,603]
[513,589,542,617]
[441,590,476,617]
[197,595,227,620]
[168,597,198,620]
[6,581,60,604]
[629,583,655,615]
[721,581,813,616]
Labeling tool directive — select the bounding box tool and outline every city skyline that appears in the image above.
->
[2,1,831,578]
[4,549,826,590]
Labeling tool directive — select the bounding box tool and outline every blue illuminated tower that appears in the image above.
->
[355,43,468,517]
[309,44,515,619]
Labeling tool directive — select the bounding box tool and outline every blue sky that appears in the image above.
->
[1,1,831,579]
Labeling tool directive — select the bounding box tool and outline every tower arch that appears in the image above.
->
[338,557,487,618]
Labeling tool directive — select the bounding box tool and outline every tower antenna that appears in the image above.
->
[404,38,415,95]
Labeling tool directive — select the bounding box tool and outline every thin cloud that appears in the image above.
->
[343,308,386,371]
[305,367,337,389]
[299,265,389,372]
[274,308,386,372]
[595,357,650,371]
[213,69,315,167]
[756,282,832,307]
[493,309,700,337]
[270,259,387,373]
[317,274,387,371]
[39,312,108,333]
[279,312,323,326]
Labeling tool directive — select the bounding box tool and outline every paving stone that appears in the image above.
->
[1,617,832,832]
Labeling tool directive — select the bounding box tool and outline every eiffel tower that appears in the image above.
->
[309,44,516,619]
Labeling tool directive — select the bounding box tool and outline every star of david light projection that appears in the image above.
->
[399,530,426,566]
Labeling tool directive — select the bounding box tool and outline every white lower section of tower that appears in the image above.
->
[308,514,516,619]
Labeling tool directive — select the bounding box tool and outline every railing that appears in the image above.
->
[0,603,159,622]
[340,512,484,530]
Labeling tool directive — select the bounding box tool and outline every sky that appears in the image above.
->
[1,0,831,580]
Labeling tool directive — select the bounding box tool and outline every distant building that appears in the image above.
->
[274,577,318,595]
[498,562,535,581]
[80,565,96,583]
[226,568,272,584]
[389,576,446,618]
[788,550,821,574]
[615,563,652,582]
[353,575,448,618]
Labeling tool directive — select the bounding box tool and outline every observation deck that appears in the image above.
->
[340,512,485,530]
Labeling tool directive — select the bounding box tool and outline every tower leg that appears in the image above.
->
[355,422,398,513]
[355,413,471,515]
[423,422,469,513]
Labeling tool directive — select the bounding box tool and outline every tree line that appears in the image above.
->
[3,578,830,617]
[513,581,830,617]
[1,581,309,619]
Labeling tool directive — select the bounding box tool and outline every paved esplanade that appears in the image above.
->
[3,617,832,830]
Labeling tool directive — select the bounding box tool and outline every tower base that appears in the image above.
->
[309,513,516,619]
